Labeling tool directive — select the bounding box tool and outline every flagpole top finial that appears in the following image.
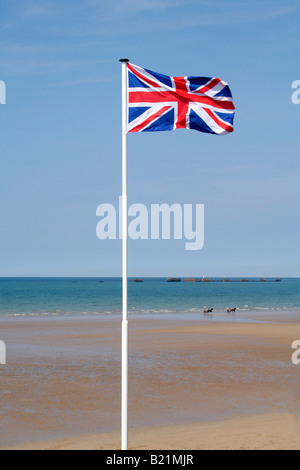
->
[119,58,130,63]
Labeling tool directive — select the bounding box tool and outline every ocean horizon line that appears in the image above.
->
[0,276,299,279]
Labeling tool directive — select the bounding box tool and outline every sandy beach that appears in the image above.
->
[0,314,299,450]
[4,412,299,450]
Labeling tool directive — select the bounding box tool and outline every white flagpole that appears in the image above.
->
[120,58,129,451]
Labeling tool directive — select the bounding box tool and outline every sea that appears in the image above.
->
[0,277,299,319]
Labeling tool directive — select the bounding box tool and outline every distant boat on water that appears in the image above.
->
[134,279,143,283]
[167,278,181,282]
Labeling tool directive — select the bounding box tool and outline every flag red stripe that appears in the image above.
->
[203,107,234,133]
[129,90,235,111]
[173,77,189,128]
[199,78,222,94]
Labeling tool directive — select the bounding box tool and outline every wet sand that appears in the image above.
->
[0,314,299,450]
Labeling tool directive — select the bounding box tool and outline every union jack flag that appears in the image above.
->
[127,63,235,135]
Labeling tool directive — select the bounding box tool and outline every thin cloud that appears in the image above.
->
[54,76,115,87]
[3,1,298,43]
[0,43,111,77]
[160,3,300,29]
[113,0,181,13]
[112,0,300,22]
[22,2,59,19]
[38,1,300,38]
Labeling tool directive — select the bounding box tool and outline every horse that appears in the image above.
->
[204,308,213,315]
[227,308,237,314]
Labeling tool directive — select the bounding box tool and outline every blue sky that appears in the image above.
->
[0,0,299,277]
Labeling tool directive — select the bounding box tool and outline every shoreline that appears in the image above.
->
[0,307,299,324]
